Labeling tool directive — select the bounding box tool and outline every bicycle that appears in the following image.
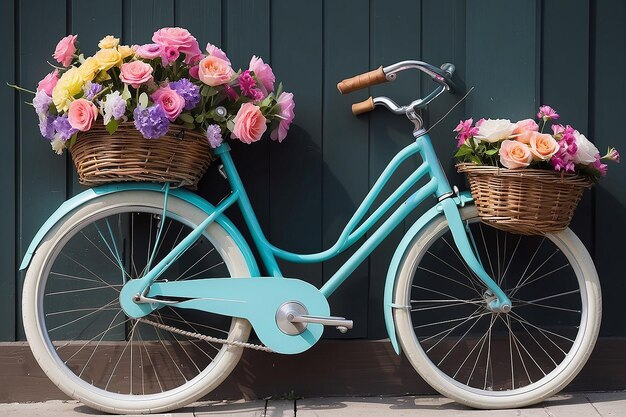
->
[19,60,601,414]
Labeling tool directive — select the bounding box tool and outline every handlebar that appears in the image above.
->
[336,61,456,116]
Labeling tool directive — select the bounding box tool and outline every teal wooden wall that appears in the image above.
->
[2,0,624,342]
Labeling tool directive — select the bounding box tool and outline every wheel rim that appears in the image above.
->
[404,217,589,396]
[35,204,243,398]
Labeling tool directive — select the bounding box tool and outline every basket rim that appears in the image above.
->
[456,162,594,187]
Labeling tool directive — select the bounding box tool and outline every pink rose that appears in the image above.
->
[37,70,59,96]
[270,92,295,143]
[249,55,275,94]
[161,46,180,65]
[198,55,234,86]
[529,132,559,161]
[135,43,162,60]
[512,118,539,144]
[53,34,78,67]
[68,98,98,132]
[152,27,201,63]
[499,139,533,169]
[119,61,153,88]
[151,86,185,121]
[232,103,267,144]
[206,43,230,64]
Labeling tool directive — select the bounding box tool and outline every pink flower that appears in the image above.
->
[529,132,559,161]
[499,139,532,169]
[198,55,234,86]
[537,105,559,121]
[512,118,539,144]
[271,92,295,142]
[37,70,59,96]
[68,98,98,131]
[224,84,239,101]
[53,34,78,67]
[232,103,267,144]
[152,27,201,64]
[238,70,263,100]
[551,123,565,136]
[206,43,230,64]
[135,43,162,60]
[602,147,620,163]
[119,61,153,88]
[593,156,608,176]
[249,55,275,95]
[189,65,200,79]
[453,118,478,148]
[161,46,180,65]
[151,86,185,121]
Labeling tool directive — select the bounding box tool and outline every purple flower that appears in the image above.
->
[206,124,223,148]
[84,82,103,100]
[38,114,56,140]
[453,118,479,148]
[169,78,201,110]
[102,91,127,125]
[52,116,78,141]
[33,89,52,116]
[133,104,170,139]
[238,70,263,100]
[537,105,559,121]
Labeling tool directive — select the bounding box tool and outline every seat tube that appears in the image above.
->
[213,144,282,277]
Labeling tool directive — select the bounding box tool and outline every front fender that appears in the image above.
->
[383,192,473,354]
[19,183,259,276]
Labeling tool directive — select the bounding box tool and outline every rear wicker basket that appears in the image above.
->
[71,123,212,189]
[456,163,593,235]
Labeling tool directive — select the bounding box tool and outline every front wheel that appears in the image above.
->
[394,205,601,409]
[22,191,254,414]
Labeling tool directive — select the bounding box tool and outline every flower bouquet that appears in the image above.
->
[453,106,619,234]
[20,27,295,187]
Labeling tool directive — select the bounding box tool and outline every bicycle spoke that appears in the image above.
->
[479,223,496,280]
[423,306,484,352]
[507,263,571,294]
[510,248,559,299]
[47,298,118,333]
[422,251,483,294]
[436,312,488,367]
[500,235,521,288]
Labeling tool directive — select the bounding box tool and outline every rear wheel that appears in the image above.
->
[22,191,254,414]
[394,206,601,409]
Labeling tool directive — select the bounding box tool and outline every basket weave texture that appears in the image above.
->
[456,163,593,235]
[71,123,212,189]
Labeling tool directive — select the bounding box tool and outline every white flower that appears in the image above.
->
[101,91,127,125]
[51,137,66,155]
[572,130,599,165]
[475,119,516,143]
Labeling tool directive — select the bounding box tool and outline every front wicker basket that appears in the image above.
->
[71,123,213,189]
[456,163,593,235]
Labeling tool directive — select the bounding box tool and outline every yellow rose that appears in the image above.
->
[98,35,119,49]
[77,57,100,81]
[52,67,83,112]
[94,71,112,83]
[117,45,135,59]
[94,48,122,71]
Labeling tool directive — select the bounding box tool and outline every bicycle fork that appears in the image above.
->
[439,197,512,313]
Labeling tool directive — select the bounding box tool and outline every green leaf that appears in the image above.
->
[485,148,499,156]
[275,82,283,98]
[106,119,120,135]
[182,122,195,130]
[195,113,205,123]
[179,113,194,123]
[121,84,132,101]
[201,85,218,97]
[226,119,235,132]
[68,133,78,149]
[454,145,473,157]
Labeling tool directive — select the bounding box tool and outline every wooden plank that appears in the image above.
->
[17,0,68,340]
[268,0,323,287]
[174,0,222,46]
[122,0,174,45]
[218,0,271,271]
[541,0,593,251]
[592,0,626,337]
[366,0,422,339]
[0,0,15,341]
[68,0,123,198]
[465,1,538,120]
[322,0,370,338]
[2,337,625,402]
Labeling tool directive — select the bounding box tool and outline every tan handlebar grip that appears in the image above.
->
[351,97,375,115]
[337,66,386,94]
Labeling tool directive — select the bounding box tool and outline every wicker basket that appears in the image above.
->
[70,123,213,189]
[456,163,593,235]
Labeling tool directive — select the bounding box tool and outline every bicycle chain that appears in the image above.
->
[138,318,274,353]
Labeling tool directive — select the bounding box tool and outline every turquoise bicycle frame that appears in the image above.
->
[21,132,511,355]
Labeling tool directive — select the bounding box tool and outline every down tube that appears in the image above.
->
[320,178,438,298]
